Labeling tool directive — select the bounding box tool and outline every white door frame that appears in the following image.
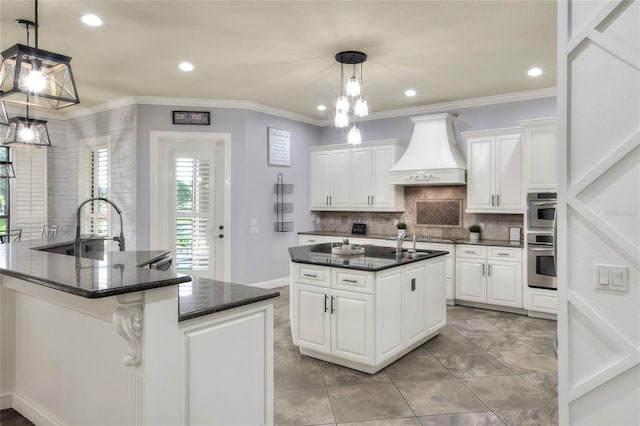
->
[149,131,231,282]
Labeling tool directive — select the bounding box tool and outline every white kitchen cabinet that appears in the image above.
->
[297,235,338,246]
[464,128,525,213]
[290,255,446,373]
[455,244,523,308]
[310,149,350,209]
[414,241,455,303]
[519,118,557,192]
[311,140,405,211]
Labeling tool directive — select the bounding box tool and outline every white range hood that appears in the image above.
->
[389,113,466,185]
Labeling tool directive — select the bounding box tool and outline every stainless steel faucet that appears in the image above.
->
[396,231,406,254]
[75,197,125,255]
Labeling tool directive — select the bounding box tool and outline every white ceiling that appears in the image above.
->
[0,0,557,122]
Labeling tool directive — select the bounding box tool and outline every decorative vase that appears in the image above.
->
[470,232,480,242]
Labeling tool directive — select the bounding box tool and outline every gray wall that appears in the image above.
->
[319,97,557,156]
[136,105,321,284]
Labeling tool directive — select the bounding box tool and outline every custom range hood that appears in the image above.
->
[389,113,466,185]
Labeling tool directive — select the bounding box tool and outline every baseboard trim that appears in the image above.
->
[528,310,557,320]
[0,393,12,409]
[249,277,289,289]
[454,300,528,315]
[10,392,62,426]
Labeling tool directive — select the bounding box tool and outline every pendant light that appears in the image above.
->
[334,51,368,145]
[0,0,79,110]
[0,161,16,179]
[4,110,51,147]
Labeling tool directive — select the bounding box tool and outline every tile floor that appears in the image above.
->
[273,285,558,426]
[0,285,558,426]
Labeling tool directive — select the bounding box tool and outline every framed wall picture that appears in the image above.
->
[172,111,211,125]
[268,127,291,167]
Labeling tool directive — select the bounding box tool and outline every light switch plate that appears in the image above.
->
[595,264,629,292]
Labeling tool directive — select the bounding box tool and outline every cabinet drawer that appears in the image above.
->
[530,292,558,313]
[488,247,521,261]
[456,245,487,259]
[333,269,374,294]
[295,264,331,288]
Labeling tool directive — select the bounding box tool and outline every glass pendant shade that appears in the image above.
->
[5,115,51,147]
[348,126,361,145]
[0,161,16,178]
[334,110,349,128]
[354,98,368,117]
[0,44,79,110]
[346,76,360,97]
[336,96,349,113]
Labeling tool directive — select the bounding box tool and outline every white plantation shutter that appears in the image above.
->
[175,156,212,272]
[79,137,110,236]
[11,146,47,240]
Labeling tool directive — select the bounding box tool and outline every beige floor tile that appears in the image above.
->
[421,331,484,356]
[274,343,319,365]
[396,379,488,416]
[275,387,336,426]
[328,383,414,423]
[491,351,557,374]
[462,375,554,411]
[385,350,454,382]
[520,373,558,401]
[418,411,505,426]
[435,353,514,378]
[275,361,325,391]
[494,405,559,426]
[275,327,294,345]
[320,361,391,387]
[338,418,421,426]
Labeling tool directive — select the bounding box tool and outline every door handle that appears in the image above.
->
[368,195,371,205]
[488,264,491,276]
[330,296,335,314]
[324,294,328,312]
[371,195,374,205]
[411,278,416,292]
[330,196,332,205]
[491,194,495,206]
[326,196,329,206]
[342,279,358,283]
[497,194,500,206]
[218,225,224,230]
[218,234,224,238]
[482,264,485,276]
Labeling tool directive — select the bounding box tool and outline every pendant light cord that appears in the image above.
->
[34,0,39,49]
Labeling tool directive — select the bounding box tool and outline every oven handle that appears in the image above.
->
[528,246,554,252]
[553,210,558,271]
[531,201,557,206]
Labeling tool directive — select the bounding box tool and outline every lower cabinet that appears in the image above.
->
[455,245,523,308]
[292,256,446,373]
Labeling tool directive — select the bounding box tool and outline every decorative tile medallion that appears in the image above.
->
[416,199,462,227]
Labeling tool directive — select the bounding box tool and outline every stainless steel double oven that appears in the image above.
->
[527,193,557,290]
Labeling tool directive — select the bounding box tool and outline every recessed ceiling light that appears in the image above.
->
[405,89,417,97]
[179,62,194,72]
[528,67,543,77]
[316,104,327,111]
[80,14,103,27]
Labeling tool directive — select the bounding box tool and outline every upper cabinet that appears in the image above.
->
[519,118,557,192]
[310,140,405,212]
[464,128,525,214]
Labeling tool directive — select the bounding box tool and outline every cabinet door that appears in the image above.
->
[295,284,331,354]
[350,147,372,209]
[331,289,375,365]
[310,152,330,209]
[487,261,522,308]
[405,262,428,346]
[526,126,557,191]
[371,145,396,209]
[375,268,404,363]
[455,259,486,303]
[466,138,494,211]
[329,150,351,208]
[426,258,447,333]
[494,134,524,212]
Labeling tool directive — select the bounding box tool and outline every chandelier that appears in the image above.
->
[0,0,79,110]
[334,51,368,145]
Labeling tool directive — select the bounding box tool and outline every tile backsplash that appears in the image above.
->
[317,186,523,241]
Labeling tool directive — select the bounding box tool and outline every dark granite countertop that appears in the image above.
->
[0,235,191,298]
[289,243,448,272]
[298,231,522,248]
[178,277,280,322]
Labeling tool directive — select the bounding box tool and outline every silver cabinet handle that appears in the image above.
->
[329,196,332,205]
[324,294,328,312]
[492,194,495,206]
[308,239,316,243]
[497,253,509,256]
[482,264,485,275]
[488,264,491,276]
[497,194,500,206]
[342,279,358,283]
[464,250,476,254]
[330,296,335,314]
[326,196,329,206]
[368,195,371,205]
[371,195,374,205]
[411,278,416,292]
[303,273,317,278]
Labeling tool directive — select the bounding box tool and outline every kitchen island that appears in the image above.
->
[0,236,278,426]
[289,243,447,373]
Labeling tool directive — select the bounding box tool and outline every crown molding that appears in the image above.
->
[318,87,557,126]
[12,87,556,126]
